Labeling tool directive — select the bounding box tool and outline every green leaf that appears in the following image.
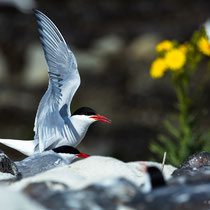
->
[164,120,180,139]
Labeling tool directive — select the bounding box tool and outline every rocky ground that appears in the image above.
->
[1,151,210,209]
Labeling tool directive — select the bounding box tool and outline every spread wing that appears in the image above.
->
[33,9,81,151]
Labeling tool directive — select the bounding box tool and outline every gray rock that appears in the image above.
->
[172,152,210,176]
[169,171,210,186]
[24,178,138,210]
[22,175,210,210]
[24,181,69,201]
[129,184,210,210]
[0,149,19,177]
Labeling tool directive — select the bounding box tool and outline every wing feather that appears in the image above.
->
[33,9,80,151]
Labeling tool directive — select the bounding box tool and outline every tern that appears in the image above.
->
[0,9,111,156]
[15,145,90,177]
[141,166,166,193]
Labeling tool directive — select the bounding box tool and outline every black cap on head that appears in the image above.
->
[72,107,96,116]
[52,146,80,154]
[147,166,166,189]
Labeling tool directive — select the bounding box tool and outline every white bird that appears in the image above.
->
[141,166,166,193]
[0,9,111,156]
[15,145,90,177]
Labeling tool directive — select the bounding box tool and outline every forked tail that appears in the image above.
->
[0,138,37,156]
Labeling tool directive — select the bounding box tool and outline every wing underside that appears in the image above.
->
[33,9,81,151]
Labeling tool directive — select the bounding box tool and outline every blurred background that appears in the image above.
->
[0,0,210,162]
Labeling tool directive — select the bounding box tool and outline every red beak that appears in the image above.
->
[76,153,91,158]
[90,115,111,123]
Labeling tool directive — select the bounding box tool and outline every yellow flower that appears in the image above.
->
[150,58,167,79]
[197,37,210,56]
[179,44,187,54]
[165,49,186,70]
[156,40,173,52]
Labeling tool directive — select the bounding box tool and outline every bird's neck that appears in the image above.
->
[57,153,77,164]
[70,116,93,146]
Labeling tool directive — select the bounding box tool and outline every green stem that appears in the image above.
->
[172,73,192,161]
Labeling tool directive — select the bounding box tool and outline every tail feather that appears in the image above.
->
[0,139,37,156]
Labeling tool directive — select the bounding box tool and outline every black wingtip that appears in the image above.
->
[32,8,39,14]
[32,8,40,19]
[32,8,45,19]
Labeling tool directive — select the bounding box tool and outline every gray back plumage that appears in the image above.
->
[15,151,74,177]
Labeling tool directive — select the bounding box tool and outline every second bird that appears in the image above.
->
[15,146,90,177]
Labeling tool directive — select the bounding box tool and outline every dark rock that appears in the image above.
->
[179,152,210,168]
[172,152,210,176]
[24,181,69,201]
[130,184,210,210]
[24,178,139,210]
[0,149,20,176]
[23,176,210,210]
[169,172,210,186]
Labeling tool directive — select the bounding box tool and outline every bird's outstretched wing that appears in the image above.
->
[33,9,81,151]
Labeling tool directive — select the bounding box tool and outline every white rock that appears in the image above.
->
[69,156,145,186]
[10,156,176,192]
[10,156,144,191]
[0,187,45,210]
[10,165,86,191]
[0,172,16,180]
[126,161,176,180]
